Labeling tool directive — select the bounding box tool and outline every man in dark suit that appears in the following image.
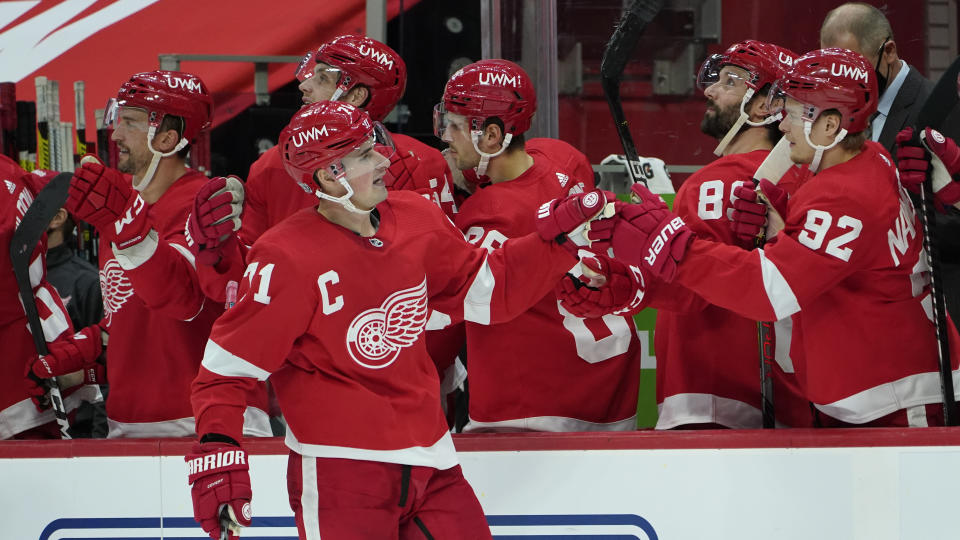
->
[820,2,934,157]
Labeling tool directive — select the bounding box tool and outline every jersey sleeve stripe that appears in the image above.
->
[759,249,801,320]
[202,339,272,381]
[169,242,198,269]
[36,285,71,341]
[28,255,43,287]
[463,257,495,325]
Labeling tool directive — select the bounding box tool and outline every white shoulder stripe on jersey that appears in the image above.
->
[114,229,159,270]
[463,256,495,325]
[202,340,272,381]
[759,249,801,320]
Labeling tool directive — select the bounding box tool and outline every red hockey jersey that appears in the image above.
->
[653,150,810,429]
[455,156,642,432]
[100,169,269,437]
[675,142,960,423]
[191,191,577,468]
[0,157,99,438]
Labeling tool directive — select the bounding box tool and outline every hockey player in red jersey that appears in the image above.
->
[594,48,960,427]
[62,71,270,438]
[184,100,611,539]
[563,41,811,429]
[190,35,457,306]
[1,156,102,438]
[433,59,642,432]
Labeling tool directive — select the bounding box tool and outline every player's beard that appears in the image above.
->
[700,100,742,140]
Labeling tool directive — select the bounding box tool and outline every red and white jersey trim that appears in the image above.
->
[815,369,960,424]
[463,257,494,324]
[462,414,637,433]
[759,249,800,319]
[285,426,458,470]
[106,406,271,438]
[203,340,272,381]
[0,385,102,439]
[656,393,762,430]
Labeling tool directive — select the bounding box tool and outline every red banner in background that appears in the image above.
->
[0,0,416,134]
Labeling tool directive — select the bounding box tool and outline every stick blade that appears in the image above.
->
[753,137,795,185]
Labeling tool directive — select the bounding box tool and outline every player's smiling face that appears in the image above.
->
[339,139,391,208]
[438,112,479,170]
[111,107,152,176]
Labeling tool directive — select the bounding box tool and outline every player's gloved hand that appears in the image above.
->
[728,179,788,246]
[186,437,252,540]
[556,253,645,318]
[536,190,614,256]
[917,127,960,209]
[186,176,244,266]
[24,324,105,410]
[386,149,419,191]
[66,154,151,250]
[588,183,693,283]
[895,127,930,195]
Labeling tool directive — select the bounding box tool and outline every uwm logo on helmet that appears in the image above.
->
[479,72,520,87]
[359,44,394,69]
[830,63,869,82]
[291,125,330,147]
[166,76,203,93]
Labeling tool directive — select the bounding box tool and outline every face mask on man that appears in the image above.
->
[875,37,891,94]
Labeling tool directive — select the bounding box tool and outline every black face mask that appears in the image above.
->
[875,37,891,94]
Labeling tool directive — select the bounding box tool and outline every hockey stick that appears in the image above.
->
[750,137,795,428]
[600,0,664,187]
[913,55,960,426]
[10,171,73,438]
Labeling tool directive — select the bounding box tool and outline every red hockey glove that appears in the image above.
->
[386,148,420,191]
[536,190,613,256]
[589,183,693,283]
[920,128,960,208]
[728,179,788,246]
[186,176,244,266]
[895,127,929,195]
[67,156,151,250]
[24,324,105,410]
[556,253,645,318]
[186,439,252,540]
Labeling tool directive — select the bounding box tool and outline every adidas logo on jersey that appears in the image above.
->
[830,63,869,83]
[4,179,14,194]
[290,125,330,148]
[479,72,519,87]
[556,172,569,188]
[358,44,394,69]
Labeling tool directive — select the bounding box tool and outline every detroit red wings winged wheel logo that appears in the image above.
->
[346,278,428,369]
[99,258,135,325]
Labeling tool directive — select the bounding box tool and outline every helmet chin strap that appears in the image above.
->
[132,125,190,192]
[315,174,373,215]
[803,122,847,172]
[471,130,513,177]
[713,88,784,157]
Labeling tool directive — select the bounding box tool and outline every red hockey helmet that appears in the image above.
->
[109,70,213,143]
[279,100,394,187]
[770,48,878,134]
[439,59,537,136]
[297,35,407,122]
[698,40,797,92]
